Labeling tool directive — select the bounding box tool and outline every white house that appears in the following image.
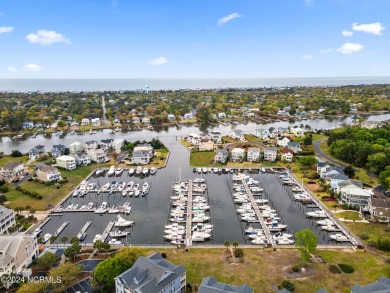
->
[232,129,245,141]
[264,147,277,161]
[0,162,24,182]
[209,131,222,144]
[87,149,108,164]
[70,153,91,166]
[327,173,349,189]
[84,140,99,150]
[276,137,290,147]
[253,129,270,140]
[131,144,154,165]
[91,118,101,126]
[112,139,125,153]
[132,116,141,124]
[218,112,226,119]
[22,121,34,129]
[69,142,84,154]
[56,155,77,170]
[81,118,90,126]
[142,117,151,124]
[167,114,176,121]
[287,142,302,153]
[339,185,372,207]
[187,133,201,146]
[247,147,261,162]
[268,127,279,138]
[183,113,193,120]
[29,145,46,160]
[36,165,62,182]
[214,149,228,163]
[280,148,294,162]
[0,206,16,235]
[198,138,214,151]
[230,148,245,162]
[291,127,305,137]
[100,139,114,151]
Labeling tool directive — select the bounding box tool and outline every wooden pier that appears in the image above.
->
[51,221,69,240]
[101,221,115,242]
[241,179,275,247]
[185,180,193,247]
[77,221,92,239]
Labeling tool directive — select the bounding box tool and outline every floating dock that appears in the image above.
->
[51,221,69,241]
[185,180,193,247]
[77,221,92,239]
[101,221,115,242]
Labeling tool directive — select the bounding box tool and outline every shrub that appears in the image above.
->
[45,181,51,186]
[185,283,192,293]
[0,186,9,193]
[338,264,354,273]
[367,240,376,247]
[234,248,244,258]
[359,233,369,240]
[292,265,299,273]
[376,237,390,251]
[328,264,342,274]
[278,280,295,292]
[161,253,167,259]
[321,196,329,200]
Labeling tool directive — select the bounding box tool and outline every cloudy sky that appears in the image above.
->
[0,0,388,78]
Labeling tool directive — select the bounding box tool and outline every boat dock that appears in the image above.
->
[185,180,193,247]
[37,217,51,230]
[241,179,275,247]
[77,221,92,239]
[52,221,69,238]
[101,221,115,242]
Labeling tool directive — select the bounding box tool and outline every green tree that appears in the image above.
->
[49,235,57,244]
[93,240,105,253]
[379,166,390,189]
[232,241,238,250]
[57,120,66,128]
[60,236,68,247]
[37,252,60,270]
[11,150,23,157]
[48,262,83,293]
[224,240,230,252]
[300,156,317,168]
[295,229,318,263]
[303,135,313,146]
[64,241,81,260]
[17,281,48,293]
[343,165,355,178]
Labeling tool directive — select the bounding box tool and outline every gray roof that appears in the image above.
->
[216,149,228,155]
[265,147,277,152]
[317,161,329,167]
[351,276,390,293]
[339,179,363,189]
[34,145,46,150]
[52,144,67,151]
[101,139,114,144]
[328,173,349,181]
[198,276,253,293]
[277,288,291,293]
[2,162,23,169]
[234,129,243,134]
[37,165,59,174]
[315,289,330,293]
[0,205,14,221]
[247,147,260,153]
[287,142,301,147]
[115,253,186,293]
[132,150,151,157]
[370,198,390,209]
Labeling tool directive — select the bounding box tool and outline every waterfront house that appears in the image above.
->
[198,276,253,293]
[247,147,261,162]
[115,253,186,293]
[183,112,193,120]
[214,149,228,163]
[209,131,222,143]
[230,148,245,162]
[0,206,16,235]
[83,141,98,151]
[51,144,67,158]
[339,185,372,208]
[264,147,277,162]
[22,121,34,129]
[280,148,294,162]
[36,165,62,182]
[69,141,84,154]
[112,139,125,153]
[187,133,201,146]
[81,118,90,126]
[287,142,302,153]
[268,127,279,138]
[290,127,305,137]
[326,173,349,189]
[218,112,227,119]
[132,116,141,124]
[87,149,108,164]
[70,153,91,166]
[0,162,24,182]
[198,138,214,151]
[91,118,101,126]
[317,161,330,177]
[29,145,46,160]
[276,136,290,147]
[168,114,176,121]
[141,117,150,124]
[368,198,390,223]
[351,276,390,293]
[277,127,290,135]
[100,139,114,151]
[131,144,154,165]
[0,234,38,277]
[253,129,270,140]
[56,155,77,170]
[232,129,245,141]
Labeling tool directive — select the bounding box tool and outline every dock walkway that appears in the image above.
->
[241,179,275,247]
[101,221,115,242]
[77,221,92,239]
[185,180,193,247]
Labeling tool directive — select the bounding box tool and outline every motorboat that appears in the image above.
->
[128,168,135,176]
[142,182,149,193]
[329,233,350,242]
[316,219,333,226]
[267,223,287,231]
[114,215,134,227]
[306,210,327,218]
[245,227,263,235]
[202,167,208,173]
[321,225,340,232]
[142,168,149,175]
[109,230,129,238]
[273,232,293,240]
[124,207,131,215]
[110,181,119,191]
[93,234,102,243]
[87,202,94,209]
[126,181,134,191]
[100,183,110,192]
[115,168,123,176]
[72,190,79,197]
[107,207,120,214]
[95,168,105,176]
[43,233,52,243]
[251,238,269,245]
[150,167,157,175]
[197,168,202,174]
[107,166,116,176]
[136,166,142,175]
[94,208,107,214]
[134,190,141,197]
[133,183,140,190]
[108,239,122,245]
[192,231,211,242]
[73,203,79,209]
[121,190,127,197]
[276,238,295,245]
[117,182,126,191]
[80,204,87,209]
[255,199,268,205]
[87,183,96,190]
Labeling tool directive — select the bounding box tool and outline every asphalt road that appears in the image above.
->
[314,138,346,169]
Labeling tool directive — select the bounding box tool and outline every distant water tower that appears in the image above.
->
[145,85,150,94]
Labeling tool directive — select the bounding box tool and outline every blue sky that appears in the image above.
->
[0,0,389,78]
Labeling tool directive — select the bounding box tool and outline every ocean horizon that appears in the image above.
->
[1,77,390,92]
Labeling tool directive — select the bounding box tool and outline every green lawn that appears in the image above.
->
[179,140,192,148]
[335,211,363,221]
[244,134,262,143]
[221,136,238,144]
[0,155,29,166]
[190,151,216,167]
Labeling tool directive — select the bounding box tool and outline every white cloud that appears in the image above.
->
[352,22,385,35]
[6,66,17,73]
[22,64,43,72]
[150,57,168,66]
[26,30,70,45]
[320,48,332,54]
[303,54,313,60]
[0,26,14,34]
[342,30,353,37]
[337,43,364,54]
[305,0,314,5]
[217,13,242,26]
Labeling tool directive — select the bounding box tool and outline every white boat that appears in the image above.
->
[273,232,293,240]
[126,181,134,191]
[306,210,327,218]
[142,182,149,193]
[80,204,87,209]
[87,202,94,209]
[321,225,340,232]
[72,190,79,197]
[136,166,142,174]
[255,199,268,205]
[267,223,287,231]
[245,227,263,235]
[87,183,96,190]
[114,215,134,227]
[73,204,79,209]
[94,208,107,214]
[107,207,120,214]
[197,168,202,174]
[43,233,52,243]
[128,168,135,176]
[108,239,122,245]
[134,190,141,197]
[93,234,102,243]
[316,219,333,226]
[329,233,350,242]
[117,182,126,191]
[109,230,129,238]
[261,168,266,173]
[251,238,269,245]
[101,183,110,192]
[115,168,123,176]
[107,166,116,176]
[95,168,104,175]
[142,167,149,175]
[124,207,131,215]
[192,231,211,242]
[122,202,131,209]
[202,167,208,173]
[276,238,295,245]
[150,167,157,175]
[121,190,127,197]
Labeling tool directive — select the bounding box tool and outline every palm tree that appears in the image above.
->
[232,241,238,250]
[60,236,68,247]
[50,235,57,247]
[224,240,230,252]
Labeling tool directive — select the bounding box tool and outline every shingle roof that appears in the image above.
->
[370,198,390,209]
[198,276,253,293]
[351,276,390,293]
[2,162,23,169]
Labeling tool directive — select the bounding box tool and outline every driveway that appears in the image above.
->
[313,138,347,169]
